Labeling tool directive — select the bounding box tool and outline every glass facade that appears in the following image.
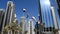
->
[50,0,60,29]
[40,0,54,28]
[39,0,60,30]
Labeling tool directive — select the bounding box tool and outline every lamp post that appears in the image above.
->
[22,8,29,34]
[22,8,29,18]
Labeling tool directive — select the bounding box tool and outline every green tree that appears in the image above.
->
[24,30,28,34]
[53,29,58,34]
[3,22,22,34]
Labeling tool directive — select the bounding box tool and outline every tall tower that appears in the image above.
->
[0,9,4,33]
[3,1,14,26]
[28,19,35,34]
[1,1,15,34]
[39,0,56,34]
[20,16,26,34]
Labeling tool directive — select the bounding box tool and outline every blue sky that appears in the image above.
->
[0,0,39,23]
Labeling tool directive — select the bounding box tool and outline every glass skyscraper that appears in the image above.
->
[50,0,60,29]
[40,0,54,28]
[39,0,60,31]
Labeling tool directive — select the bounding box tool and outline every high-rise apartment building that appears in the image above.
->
[1,1,15,34]
[4,1,15,25]
[0,9,4,33]
[20,16,26,34]
[28,19,35,34]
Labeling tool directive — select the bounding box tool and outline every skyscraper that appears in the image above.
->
[50,6,59,34]
[38,0,60,34]
[4,1,15,25]
[0,9,4,33]
[38,0,57,34]
[56,0,60,17]
[28,19,35,34]
[1,1,15,34]
[20,16,26,34]
[39,0,53,31]
[50,0,60,34]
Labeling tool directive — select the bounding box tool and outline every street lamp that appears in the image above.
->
[22,8,26,12]
[22,8,29,34]
[22,8,29,18]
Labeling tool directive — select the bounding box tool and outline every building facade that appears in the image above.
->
[0,9,4,34]
[50,0,60,29]
[50,6,58,29]
[50,0,60,30]
[1,1,15,34]
[39,0,54,31]
[4,1,15,26]
[28,19,35,34]
[20,16,26,34]
[39,0,59,34]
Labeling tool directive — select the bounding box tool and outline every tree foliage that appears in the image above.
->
[3,22,22,34]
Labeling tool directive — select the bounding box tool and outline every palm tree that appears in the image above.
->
[3,25,9,34]
[24,30,28,34]
[53,29,58,34]
[3,22,22,34]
